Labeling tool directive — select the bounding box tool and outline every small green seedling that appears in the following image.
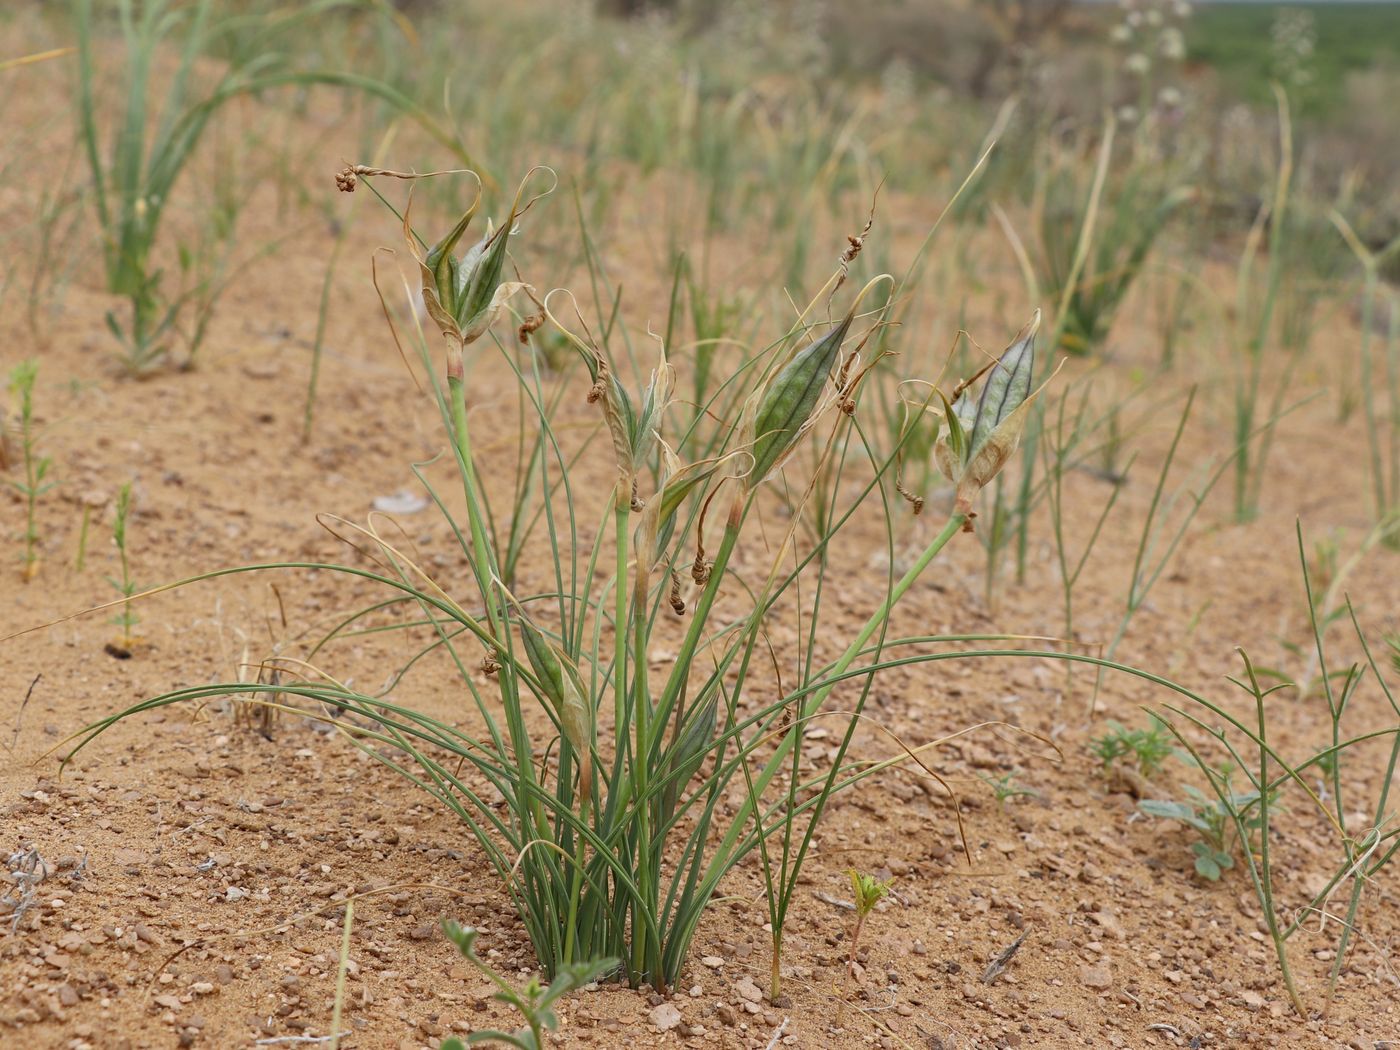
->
[1139,780,1270,882]
[979,769,1037,810]
[845,869,893,972]
[73,505,91,573]
[1090,716,1174,778]
[5,361,53,582]
[106,483,140,656]
[440,921,614,1050]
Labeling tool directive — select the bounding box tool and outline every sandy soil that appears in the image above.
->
[3,26,1400,1050]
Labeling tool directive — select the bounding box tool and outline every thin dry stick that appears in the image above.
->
[9,674,40,751]
[329,899,354,1050]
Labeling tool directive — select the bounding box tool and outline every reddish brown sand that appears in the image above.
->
[3,28,1399,1050]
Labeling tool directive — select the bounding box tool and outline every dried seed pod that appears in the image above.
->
[544,293,676,509]
[935,311,1049,519]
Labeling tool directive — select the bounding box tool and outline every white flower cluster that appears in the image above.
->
[1110,0,1193,123]
[1270,8,1316,92]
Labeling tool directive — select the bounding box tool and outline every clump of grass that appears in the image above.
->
[1229,86,1305,523]
[1331,211,1400,540]
[4,361,53,582]
[1039,161,1191,357]
[67,162,1052,994]
[72,0,454,372]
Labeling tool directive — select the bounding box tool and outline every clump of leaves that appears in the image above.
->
[440,921,614,1050]
[1139,785,1242,880]
[68,163,1052,996]
[1090,715,1174,778]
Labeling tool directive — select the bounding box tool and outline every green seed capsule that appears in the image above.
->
[518,617,595,806]
[660,695,717,822]
[748,310,854,485]
[967,316,1036,458]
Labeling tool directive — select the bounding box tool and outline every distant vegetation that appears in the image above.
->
[1187,2,1400,115]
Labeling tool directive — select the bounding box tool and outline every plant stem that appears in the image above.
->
[701,512,965,888]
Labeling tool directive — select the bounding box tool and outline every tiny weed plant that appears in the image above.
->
[844,868,893,974]
[107,483,139,655]
[440,921,613,1050]
[1140,782,1257,881]
[5,361,53,582]
[979,769,1037,810]
[1090,715,1174,778]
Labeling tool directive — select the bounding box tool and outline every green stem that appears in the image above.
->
[700,512,965,889]
[1253,681,1303,1015]
[448,368,547,846]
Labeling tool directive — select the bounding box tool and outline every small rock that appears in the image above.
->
[650,1003,682,1031]
[1079,966,1112,990]
[733,976,763,1003]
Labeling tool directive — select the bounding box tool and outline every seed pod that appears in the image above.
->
[518,616,595,808]
[935,311,1049,518]
[660,694,718,823]
[745,309,854,488]
[967,312,1036,459]
[405,170,552,349]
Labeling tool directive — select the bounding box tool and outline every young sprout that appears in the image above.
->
[440,921,614,1050]
[1140,784,1250,881]
[979,769,1038,810]
[106,483,139,657]
[73,505,91,573]
[1090,716,1174,778]
[844,868,893,976]
[4,361,53,582]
